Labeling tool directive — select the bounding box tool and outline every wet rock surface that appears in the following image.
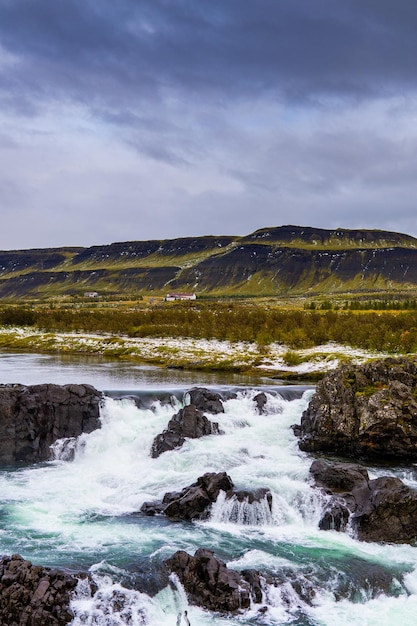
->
[299,358,417,460]
[0,383,102,464]
[310,458,369,492]
[165,545,405,614]
[141,471,233,519]
[253,392,268,414]
[352,476,417,543]
[311,459,417,543]
[151,404,220,458]
[141,471,273,521]
[0,554,79,626]
[164,548,253,612]
[184,387,225,414]
[164,549,319,614]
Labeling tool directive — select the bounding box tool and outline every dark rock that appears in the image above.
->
[151,404,219,458]
[277,572,317,607]
[310,459,369,492]
[139,501,166,516]
[241,569,264,603]
[141,472,234,520]
[150,427,184,458]
[291,424,301,437]
[0,554,80,626]
[253,392,268,414]
[352,476,417,543]
[184,387,224,414]
[141,472,274,523]
[164,548,251,612]
[299,358,417,460]
[234,487,273,508]
[310,459,417,543]
[0,383,102,464]
[127,558,171,598]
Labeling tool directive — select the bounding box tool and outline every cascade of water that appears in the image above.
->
[70,574,158,626]
[1,385,417,626]
[210,490,274,525]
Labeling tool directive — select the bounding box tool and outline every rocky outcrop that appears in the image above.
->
[141,471,273,523]
[0,554,78,625]
[299,358,417,460]
[253,392,268,414]
[151,404,220,458]
[164,548,254,611]
[0,383,102,464]
[184,387,225,414]
[141,472,234,519]
[310,458,369,492]
[352,476,417,543]
[310,459,417,543]
[165,545,402,613]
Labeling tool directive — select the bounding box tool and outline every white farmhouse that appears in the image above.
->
[165,293,197,301]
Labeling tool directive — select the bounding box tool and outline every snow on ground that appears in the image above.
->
[256,342,393,374]
[0,327,401,376]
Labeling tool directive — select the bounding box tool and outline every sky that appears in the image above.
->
[1,0,417,250]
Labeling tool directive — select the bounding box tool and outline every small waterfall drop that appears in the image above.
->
[210,490,274,526]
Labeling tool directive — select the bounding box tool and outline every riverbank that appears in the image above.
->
[0,326,399,380]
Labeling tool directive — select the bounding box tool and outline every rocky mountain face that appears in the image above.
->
[1,225,417,298]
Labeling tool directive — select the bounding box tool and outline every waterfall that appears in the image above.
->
[1,382,417,626]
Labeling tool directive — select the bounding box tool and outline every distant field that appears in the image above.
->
[1,297,417,355]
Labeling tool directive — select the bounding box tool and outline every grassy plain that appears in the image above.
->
[0,295,416,379]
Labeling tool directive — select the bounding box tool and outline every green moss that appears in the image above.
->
[355,384,386,398]
[344,373,356,387]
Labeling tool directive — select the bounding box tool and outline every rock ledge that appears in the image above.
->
[0,383,102,464]
[299,357,417,460]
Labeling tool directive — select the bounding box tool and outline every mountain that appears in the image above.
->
[1,226,417,299]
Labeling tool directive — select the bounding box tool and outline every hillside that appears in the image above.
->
[1,225,417,299]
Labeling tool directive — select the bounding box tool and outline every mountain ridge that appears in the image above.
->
[1,225,417,299]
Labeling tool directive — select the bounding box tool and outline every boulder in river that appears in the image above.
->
[253,392,268,414]
[310,458,369,492]
[141,471,234,519]
[165,548,253,611]
[299,358,417,460]
[184,387,225,414]
[0,383,102,464]
[141,471,273,522]
[151,404,220,458]
[352,476,417,543]
[310,459,417,543]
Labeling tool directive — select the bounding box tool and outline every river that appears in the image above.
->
[1,353,417,625]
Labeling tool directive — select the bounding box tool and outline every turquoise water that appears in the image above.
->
[1,354,417,625]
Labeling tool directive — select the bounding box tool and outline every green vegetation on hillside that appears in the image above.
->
[2,226,417,299]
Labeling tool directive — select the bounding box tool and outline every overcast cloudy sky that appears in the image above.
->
[1,0,417,249]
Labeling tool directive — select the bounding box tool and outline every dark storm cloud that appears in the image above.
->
[1,0,417,113]
[0,0,417,248]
